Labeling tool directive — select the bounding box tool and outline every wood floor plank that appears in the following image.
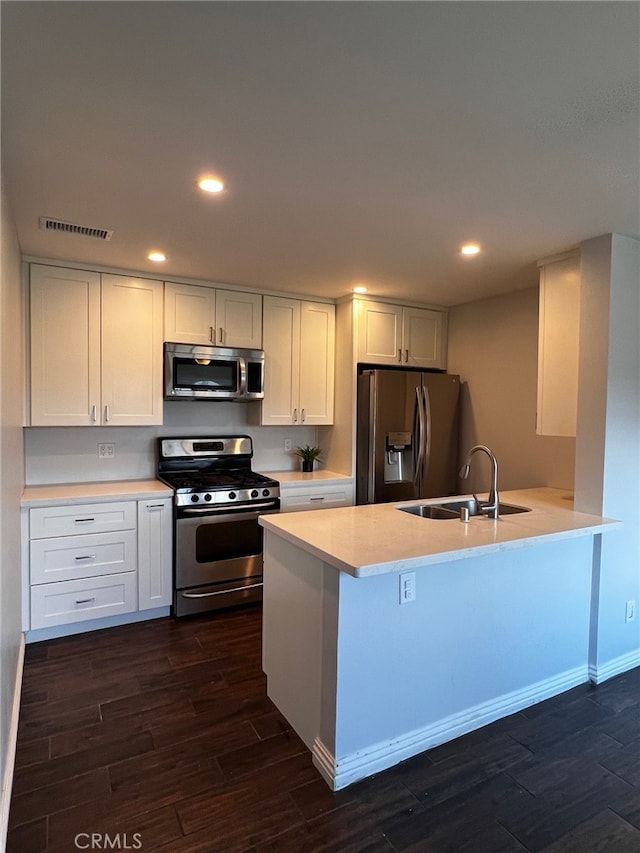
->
[9,767,111,828]
[540,807,640,852]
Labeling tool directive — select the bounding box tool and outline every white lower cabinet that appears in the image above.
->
[279,481,355,512]
[27,496,172,632]
[31,573,138,630]
[137,498,173,610]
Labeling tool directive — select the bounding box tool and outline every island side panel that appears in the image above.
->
[331,536,593,785]
[262,530,339,754]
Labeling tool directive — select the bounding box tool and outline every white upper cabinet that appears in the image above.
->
[299,301,335,424]
[101,274,163,426]
[536,253,581,437]
[30,265,101,426]
[355,299,447,369]
[164,282,262,349]
[164,282,216,344]
[29,265,163,426]
[260,296,335,426]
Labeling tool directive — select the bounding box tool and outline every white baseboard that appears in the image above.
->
[312,664,588,791]
[589,648,640,684]
[0,634,25,850]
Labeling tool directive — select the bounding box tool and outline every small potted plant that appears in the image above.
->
[296,444,322,472]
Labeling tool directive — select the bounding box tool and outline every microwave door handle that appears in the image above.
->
[238,358,247,397]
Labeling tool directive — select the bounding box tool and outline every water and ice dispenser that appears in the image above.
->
[383,432,414,483]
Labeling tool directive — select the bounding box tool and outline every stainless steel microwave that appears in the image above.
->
[164,343,265,401]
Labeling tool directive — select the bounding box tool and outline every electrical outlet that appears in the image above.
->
[399,572,416,604]
[284,439,292,452]
[625,599,636,623]
[98,443,116,459]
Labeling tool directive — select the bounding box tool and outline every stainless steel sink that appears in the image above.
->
[398,498,530,519]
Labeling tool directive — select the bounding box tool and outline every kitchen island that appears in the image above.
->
[259,488,620,790]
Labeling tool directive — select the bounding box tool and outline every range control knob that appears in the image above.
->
[204,493,212,502]
[228,492,237,500]
[251,489,259,498]
[190,494,199,503]
[262,489,270,497]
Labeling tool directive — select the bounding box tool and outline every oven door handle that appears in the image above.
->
[181,582,263,599]
[181,501,278,515]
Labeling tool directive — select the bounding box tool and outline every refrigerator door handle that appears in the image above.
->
[367,372,378,503]
[422,385,432,483]
[413,386,425,487]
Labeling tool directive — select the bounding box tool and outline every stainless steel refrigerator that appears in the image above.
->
[356,368,461,504]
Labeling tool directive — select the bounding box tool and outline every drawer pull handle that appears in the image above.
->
[75,555,96,561]
[75,597,96,605]
[147,504,165,510]
[75,518,95,524]
[309,496,325,501]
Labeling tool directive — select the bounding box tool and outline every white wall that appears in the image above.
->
[0,175,25,842]
[448,285,575,492]
[575,233,640,674]
[24,402,317,484]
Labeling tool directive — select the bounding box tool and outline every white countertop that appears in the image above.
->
[267,470,353,486]
[260,488,621,577]
[21,479,173,507]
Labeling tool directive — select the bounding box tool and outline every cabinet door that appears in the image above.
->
[299,302,335,424]
[30,265,101,426]
[101,275,163,426]
[216,290,262,349]
[403,307,447,369]
[137,498,172,610]
[356,301,403,364]
[261,296,300,426]
[536,255,580,436]
[164,282,216,345]
[279,482,354,511]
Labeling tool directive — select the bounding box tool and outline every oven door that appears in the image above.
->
[174,506,277,616]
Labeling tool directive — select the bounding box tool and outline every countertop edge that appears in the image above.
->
[21,480,173,507]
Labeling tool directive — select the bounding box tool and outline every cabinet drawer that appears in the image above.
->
[30,530,137,584]
[30,501,137,539]
[30,572,137,629]
[280,489,352,512]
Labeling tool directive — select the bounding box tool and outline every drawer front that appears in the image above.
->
[30,501,137,539]
[30,530,137,585]
[30,572,137,629]
[280,489,351,512]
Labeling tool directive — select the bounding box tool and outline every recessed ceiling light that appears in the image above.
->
[353,285,368,294]
[198,176,225,194]
[147,251,166,262]
[460,244,481,256]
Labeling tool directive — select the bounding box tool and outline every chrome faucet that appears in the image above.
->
[459,445,500,519]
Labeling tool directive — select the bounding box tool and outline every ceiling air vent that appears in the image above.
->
[39,216,114,241]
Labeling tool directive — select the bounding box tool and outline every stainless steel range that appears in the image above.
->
[157,435,280,617]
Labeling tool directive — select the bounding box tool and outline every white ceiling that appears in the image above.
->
[2,2,639,307]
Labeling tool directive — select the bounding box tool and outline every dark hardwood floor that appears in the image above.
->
[8,605,640,852]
